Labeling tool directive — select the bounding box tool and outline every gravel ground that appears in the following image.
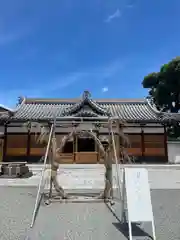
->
[0,187,180,240]
[151,190,180,240]
[0,187,37,240]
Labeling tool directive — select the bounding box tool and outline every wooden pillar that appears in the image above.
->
[141,127,145,160]
[73,135,76,163]
[116,120,121,161]
[74,135,78,163]
[107,119,113,198]
[108,120,112,160]
[75,136,78,151]
[26,130,31,162]
[95,130,99,163]
[3,123,7,162]
[0,138,3,162]
[164,125,168,159]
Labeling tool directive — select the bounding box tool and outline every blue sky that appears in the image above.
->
[0,0,180,107]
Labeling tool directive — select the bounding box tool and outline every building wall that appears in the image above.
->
[167,141,180,164]
[2,131,168,163]
[112,133,167,163]
[0,138,3,162]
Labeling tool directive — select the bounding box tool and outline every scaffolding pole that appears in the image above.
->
[30,122,54,228]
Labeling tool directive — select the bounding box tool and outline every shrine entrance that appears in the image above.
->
[77,137,95,152]
[75,136,98,164]
[60,133,99,164]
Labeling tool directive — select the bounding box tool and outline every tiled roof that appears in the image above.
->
[24,97,145,104]
[159,113,180,123]
[0,91,167,123]
[0,105,13,113]
[0,105,13,122]
[10,102,157,121]
[146,98,180,123]
[7,103,160,124]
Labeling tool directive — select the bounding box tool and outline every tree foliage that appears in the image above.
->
[167,124,180,139]
[142,57,180,113]
[142,57,180,138]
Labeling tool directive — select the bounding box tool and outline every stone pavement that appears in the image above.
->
[0,187,180,240]
[0,164,180,190]
[28,202,126,240]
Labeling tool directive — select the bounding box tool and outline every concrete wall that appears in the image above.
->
[167,141,180,163]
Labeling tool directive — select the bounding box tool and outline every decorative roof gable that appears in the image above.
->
[62,91,111,117]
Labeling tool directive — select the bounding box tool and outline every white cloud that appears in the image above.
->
[105,9,121,23]
[102,87,109,93]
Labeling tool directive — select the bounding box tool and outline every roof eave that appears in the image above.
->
[145,98,163,116]
[0,104,14,113]
[146,98,180,123]
[1,117,166,125]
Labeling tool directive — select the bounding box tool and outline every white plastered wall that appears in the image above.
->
[167,141,180,164]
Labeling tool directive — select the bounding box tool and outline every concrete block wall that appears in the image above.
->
[167,141,180,163]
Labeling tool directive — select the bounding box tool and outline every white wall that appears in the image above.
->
[167,141,180,163]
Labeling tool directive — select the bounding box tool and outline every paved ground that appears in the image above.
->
[29,202,125,240]
[0,187,36,240]
[0,187,180,240]
[1,164,180,190]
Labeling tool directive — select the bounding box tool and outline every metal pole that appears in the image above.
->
[30,123,54,228]
[121,168,125,222]
[109,120,122,202]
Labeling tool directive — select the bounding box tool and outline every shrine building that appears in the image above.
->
[0,90,172,164]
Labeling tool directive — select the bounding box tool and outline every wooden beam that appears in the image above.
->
[108,120,112,160]
[75,135,78,163]
[26,129,31,161]
[1,131,165,136]
[3,124,7,161]
[95,130,100,163]
[73,135,76,163]
[3,120,166,127]
[116,120,120,160]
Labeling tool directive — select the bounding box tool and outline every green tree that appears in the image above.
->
[142,57,180,138]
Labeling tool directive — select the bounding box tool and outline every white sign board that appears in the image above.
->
[125,168,153,222]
